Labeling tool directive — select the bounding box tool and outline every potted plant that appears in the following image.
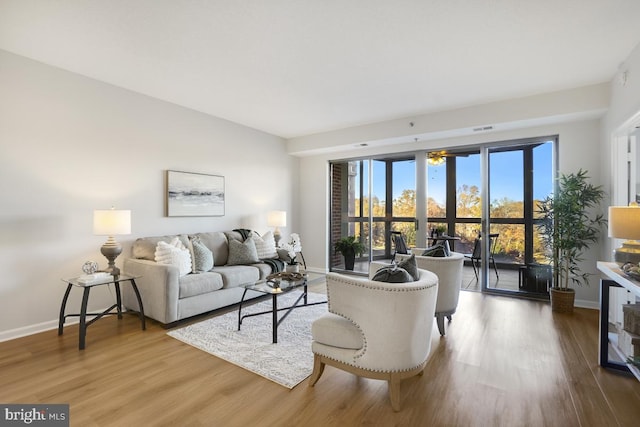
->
[334,236,366,271]
[536,169,606,313]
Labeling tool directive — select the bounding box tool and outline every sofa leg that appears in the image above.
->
[308,354,325,387]
[436,313,446,336]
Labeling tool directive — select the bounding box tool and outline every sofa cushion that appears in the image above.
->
[227,236,260,265]
[189,237,214,272]
[178,271,224,298]
[133,234,189,261]
[154,239,192,277]
[254,231,278,259]
[312,313,363,350]
[192,232,229,266]
[214,265,261,288]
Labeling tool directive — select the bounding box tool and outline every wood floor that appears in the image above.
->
[2,288,640,426]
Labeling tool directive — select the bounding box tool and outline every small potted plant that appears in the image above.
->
[334,236,366,271]
[536,169,606,313]
[280,233,302,273]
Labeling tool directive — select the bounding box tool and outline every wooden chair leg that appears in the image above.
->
[308,354,325,387]
[389,374,402,412]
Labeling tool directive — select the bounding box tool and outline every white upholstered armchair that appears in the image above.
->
[309,265,439,411]
[396,250,464,336]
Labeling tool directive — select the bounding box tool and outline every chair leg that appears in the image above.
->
[472,259,479,279]
[308,354,325,387]
[491,258,499,278]
[436,313,446,336]
[389,374,402,412]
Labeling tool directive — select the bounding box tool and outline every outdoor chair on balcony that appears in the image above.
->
[390,231,409,262]
[464,233,499,280]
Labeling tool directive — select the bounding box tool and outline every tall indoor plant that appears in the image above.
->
[334,235,366,271]
[536,169,606,312]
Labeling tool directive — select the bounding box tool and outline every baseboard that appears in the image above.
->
[575,299,599,310]
[0,319,63,343]
[0,306,114,343]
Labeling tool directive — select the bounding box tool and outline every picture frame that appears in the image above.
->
[166,170,225,217]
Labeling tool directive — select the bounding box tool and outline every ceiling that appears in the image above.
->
[1,1,640,139]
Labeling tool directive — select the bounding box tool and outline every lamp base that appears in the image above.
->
[101,241,123,277]
[613,240,640,266]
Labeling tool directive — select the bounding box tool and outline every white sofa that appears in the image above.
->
[122,230,281,327]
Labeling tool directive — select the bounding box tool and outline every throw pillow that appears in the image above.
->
[397,254,420,281]
[227,236,260,265]
[372,266,414,283]
[422,244,449,257]
[189,236,214,272]
[254,230,278,259]
[154,240,192,276]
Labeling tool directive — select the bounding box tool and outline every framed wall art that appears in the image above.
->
[166,170,225,217]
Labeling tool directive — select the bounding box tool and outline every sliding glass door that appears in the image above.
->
[329,156,416,272]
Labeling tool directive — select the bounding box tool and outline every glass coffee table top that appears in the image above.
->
[242,271,325,294]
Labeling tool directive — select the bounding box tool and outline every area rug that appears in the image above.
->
[167,291,327,389]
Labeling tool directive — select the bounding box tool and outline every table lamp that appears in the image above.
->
[267,210,286,247]
[608,203,640,265]
[93,208,131,276]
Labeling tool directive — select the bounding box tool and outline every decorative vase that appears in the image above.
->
[286,263,300,273]
[550,287,575,313]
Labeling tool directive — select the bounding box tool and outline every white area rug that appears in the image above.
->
[167,291,327,389]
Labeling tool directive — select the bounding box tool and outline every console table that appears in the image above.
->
[596,262,640,380]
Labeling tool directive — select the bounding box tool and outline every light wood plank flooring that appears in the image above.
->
[1,288,640,426]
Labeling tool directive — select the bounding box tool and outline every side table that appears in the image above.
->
[58,274,146,350]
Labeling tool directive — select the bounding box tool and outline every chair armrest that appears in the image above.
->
[325,270,438,370]
[122,258,180,324]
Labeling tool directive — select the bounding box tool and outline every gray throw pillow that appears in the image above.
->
[422,244,449,257]
[191,238,214,272]
[372,266,414,283]
[227,236,260,265]
[397,254,419,281]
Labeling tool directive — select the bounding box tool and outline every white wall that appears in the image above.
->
[0,50,295,340]
[299,118,605,308]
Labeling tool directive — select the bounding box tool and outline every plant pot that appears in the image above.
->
[343,250,356,271]
[550,287,575,313]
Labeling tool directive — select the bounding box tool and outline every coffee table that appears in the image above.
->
[237,271,325,343]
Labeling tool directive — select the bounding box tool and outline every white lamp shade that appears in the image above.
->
[93,209,131,236]
[608,206,640,240]
[267,210,287,228]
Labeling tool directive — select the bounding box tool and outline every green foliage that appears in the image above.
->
[536,169,606,290]
[334,235,366,256]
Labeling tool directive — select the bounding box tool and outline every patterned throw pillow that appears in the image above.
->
[397,254,419,281]
[189,237,214,272]
[227,236,260,265]
[372,266,414,283]
[154,239,192,276]
[254,231,278,259]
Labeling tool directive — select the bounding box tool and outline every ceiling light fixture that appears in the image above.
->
[427,151,446,166]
